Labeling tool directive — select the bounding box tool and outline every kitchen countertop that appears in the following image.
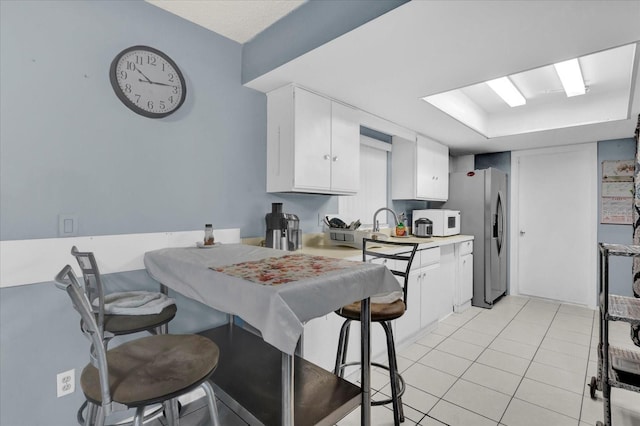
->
[243,233,474,260]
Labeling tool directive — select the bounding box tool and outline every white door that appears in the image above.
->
[512,143,597,306]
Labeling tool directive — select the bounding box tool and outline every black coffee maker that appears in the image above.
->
[265,203,301,251]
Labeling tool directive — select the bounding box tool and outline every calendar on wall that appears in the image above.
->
[601,159,634,224]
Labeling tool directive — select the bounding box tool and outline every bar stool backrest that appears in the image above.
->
[362,238,419,308]
[70,246,106,334]
[55,265,113,408]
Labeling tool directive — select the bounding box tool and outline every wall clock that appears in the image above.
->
[109,45,186,118]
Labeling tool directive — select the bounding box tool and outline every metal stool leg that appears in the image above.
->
[85,401,97,426]
[381,320,403,425]
[202,381,221,426]
[334,319,352,377]
[132,407,145,426]
[163,398,179,426]
[94,406,105,426]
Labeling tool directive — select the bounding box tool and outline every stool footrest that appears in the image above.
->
[335,361,406,405]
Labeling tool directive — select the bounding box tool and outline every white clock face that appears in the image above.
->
[110,46,186,118]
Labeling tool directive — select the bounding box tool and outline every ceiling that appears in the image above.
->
[148,1,640,155]
[145,0,305,44]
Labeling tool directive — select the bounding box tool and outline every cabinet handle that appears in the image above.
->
[332,156,338,162]
[323,155,330,160]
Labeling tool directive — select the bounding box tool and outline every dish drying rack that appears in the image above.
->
[323,216,371,249]
[325,229,374,249]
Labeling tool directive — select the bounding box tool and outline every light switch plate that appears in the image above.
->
[58,214,78,237]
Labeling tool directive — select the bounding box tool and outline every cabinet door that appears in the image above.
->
[415,137,430,199]
[302,314,342,371]
[330,102,359,193]
[437,245,455,320]
[459,253,473,304]
[416,135,449,201]
[420,263,442,328]
[293,88,332,190]
[430,141,449,201]
[394,270,421,344]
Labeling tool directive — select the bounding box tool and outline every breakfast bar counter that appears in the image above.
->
[144,243,400,425]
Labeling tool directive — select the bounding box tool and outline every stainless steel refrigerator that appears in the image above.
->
[444,168,507,308]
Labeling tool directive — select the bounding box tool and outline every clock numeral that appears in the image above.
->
[147,55,157,66]
[172,86,178,95]
[159,101,166,110]
[134,94,141,104]
[147,100,154,110]
[135,55,143,65]
[162,63,166,72]
[124,83,132,93]
[119,70,127,80]
[168,73,174,83]
[169,96,174,104]
[126,61,136,71]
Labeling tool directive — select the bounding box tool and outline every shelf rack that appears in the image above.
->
[591,243,640,426]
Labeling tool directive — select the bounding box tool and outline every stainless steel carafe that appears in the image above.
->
[265,203,301,250]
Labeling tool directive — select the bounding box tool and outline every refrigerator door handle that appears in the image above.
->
[495,191,505,255]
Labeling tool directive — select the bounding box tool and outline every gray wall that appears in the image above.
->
[0,1,331,424]
[0,1,337,242]
[597,138,637,297]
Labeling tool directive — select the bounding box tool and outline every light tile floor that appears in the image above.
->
[153,295,640,426]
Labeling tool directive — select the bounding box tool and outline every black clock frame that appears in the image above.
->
[109,45,187,119]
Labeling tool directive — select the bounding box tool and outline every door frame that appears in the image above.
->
[510,143,598,308]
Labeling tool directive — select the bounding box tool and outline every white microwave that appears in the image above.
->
[412,209,460,237]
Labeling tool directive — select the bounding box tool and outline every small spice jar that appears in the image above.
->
[204,224,215,245]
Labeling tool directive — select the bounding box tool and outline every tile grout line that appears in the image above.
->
[577,309,599,426]
[496,302,599,425]
[419,300,531,425]
[495,300,561,425]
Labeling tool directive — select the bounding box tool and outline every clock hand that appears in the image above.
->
[136,69,152,83]
[149,81,177,87]
[137,78,178,89]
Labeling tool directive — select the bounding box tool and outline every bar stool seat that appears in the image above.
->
[101,305,177,335]
[337,299,405,322]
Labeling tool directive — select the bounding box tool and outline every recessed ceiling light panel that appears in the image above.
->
[486,77,526,107]
[553,58,586,97]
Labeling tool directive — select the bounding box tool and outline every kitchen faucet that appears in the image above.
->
[372,207,399,232]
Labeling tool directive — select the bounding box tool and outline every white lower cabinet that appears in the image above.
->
[301,313,343,372]
[394,267,422,344]
[454,240,474,312]
[301,239,472,371]
[418,263,441,329]
[437,245,455,320]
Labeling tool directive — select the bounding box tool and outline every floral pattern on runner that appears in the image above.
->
[211,254,357,286]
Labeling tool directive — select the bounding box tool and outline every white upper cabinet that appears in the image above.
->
[391,134,449,201]
[267,85,359,194]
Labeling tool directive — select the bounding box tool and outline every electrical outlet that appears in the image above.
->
[57,369,75,397]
